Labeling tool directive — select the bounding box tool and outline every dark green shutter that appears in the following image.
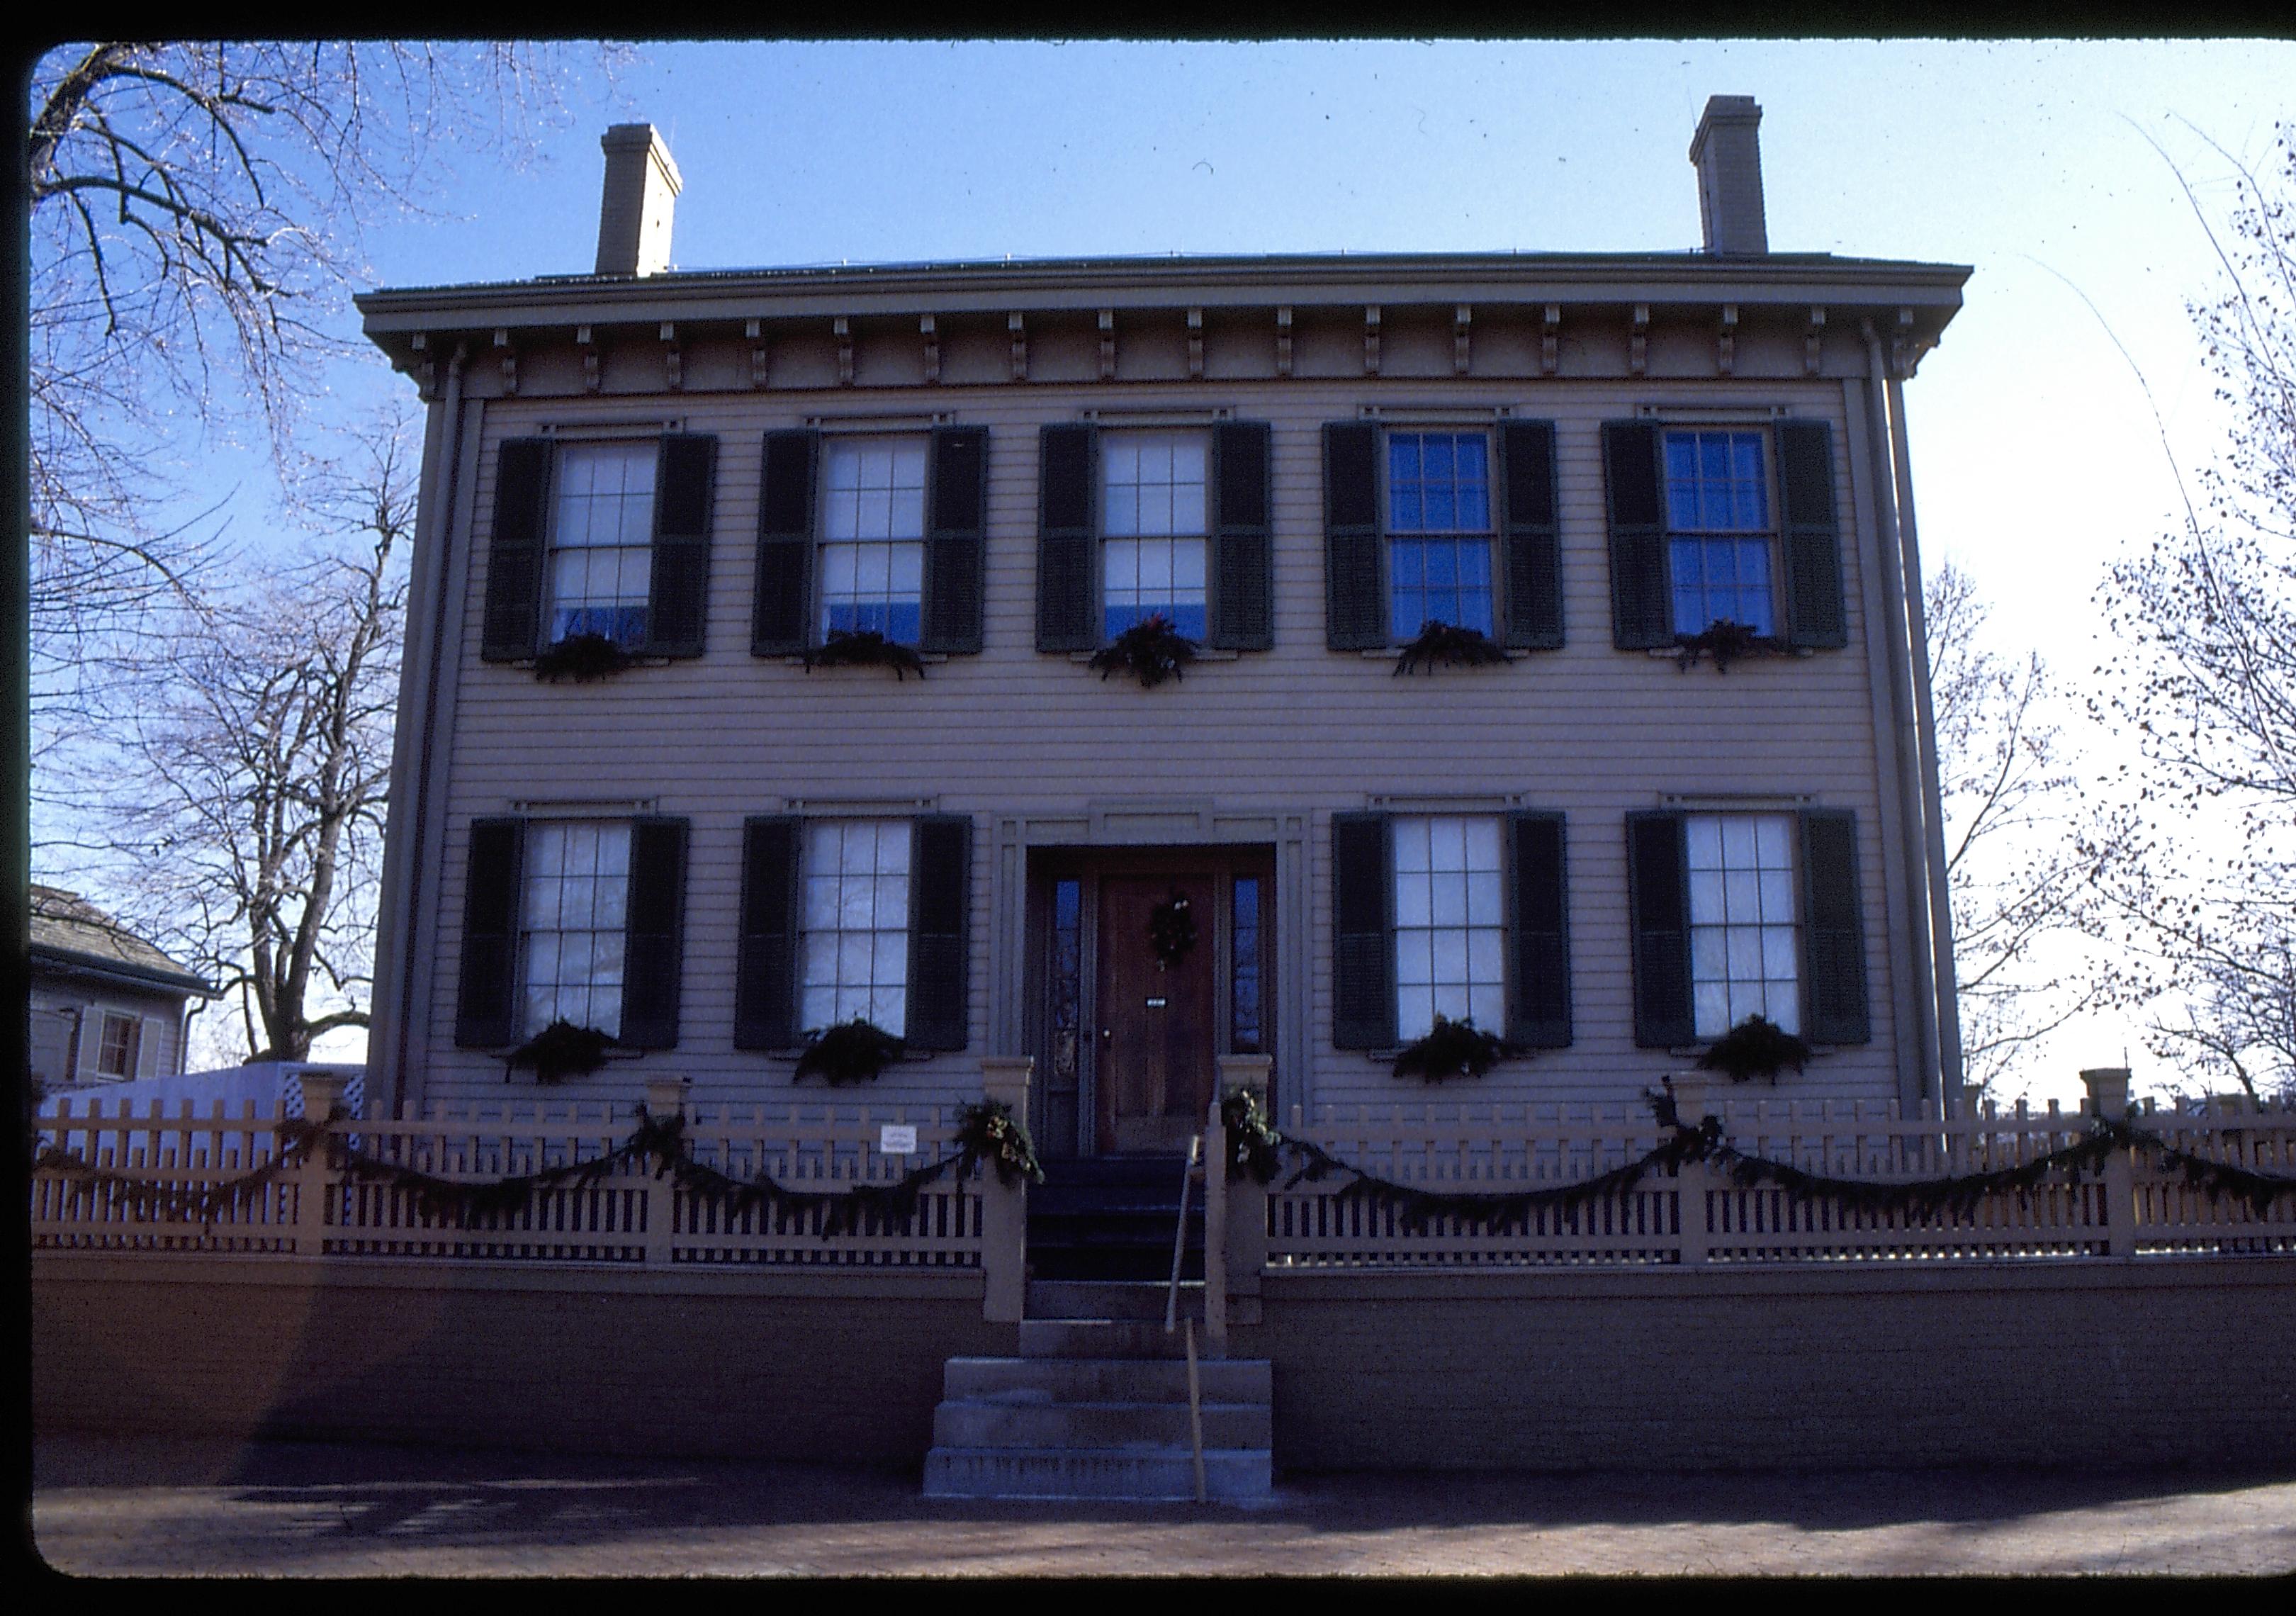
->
[1604,422,1672,650]
[480,440,551,660]
[1324,422,1385,650]
[1209,421,1273,651]
[1499,421,1563,650]
[1801,809,1871,1044]
[1507,812,1571,1048]
[1626,812,1694,1047]
[455,819,524,1047]
[646,435,715,658]
[922,427,988,654]
[619,818,688,1049]
[752,430,817,656]
[734,817,801,1050]
[1778,422,1849,650]
[1331,812,1394,1049]
[907,814,972,1051]
[1037,425,1098,652]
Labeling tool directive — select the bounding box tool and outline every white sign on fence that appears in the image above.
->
[877,1123,918,1156]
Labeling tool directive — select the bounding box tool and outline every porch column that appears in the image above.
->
[1215,1055,1273,1333]
[979,1055,1033,1323]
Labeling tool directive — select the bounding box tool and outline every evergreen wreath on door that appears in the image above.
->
[1147,891,1198,968]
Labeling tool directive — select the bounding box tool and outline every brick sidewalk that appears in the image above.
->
[29,1435,2296,1578]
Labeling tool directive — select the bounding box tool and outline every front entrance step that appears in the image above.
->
[945,1354,1271,1404]
[1028,1279,1200,1322]
[923,1447,1272,1502]
[934,1397,1272,1450]
[1029,1155,1204,1282]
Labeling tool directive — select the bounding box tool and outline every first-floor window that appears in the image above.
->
[1687,812,1799,1036]
[1392,814,1507,1039]
[1102,430,1209,639]
[801,820,912,1034]
[821,437,927,642]
[95,1012,140,1078]
[519,821,630,1036]
[549,442,658,646]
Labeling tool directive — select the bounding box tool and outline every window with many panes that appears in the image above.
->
[548,443,658,647]
[800,820,912,1036]
[820,437,927,642]
[95,1011,141,1078]
[1392,814,1507,1040]
[1101,431,1209,639]
[1664,429,1774,636]
[1387,431,1495,641]
[1685,813,1799,1038]
[519,821,631,1036]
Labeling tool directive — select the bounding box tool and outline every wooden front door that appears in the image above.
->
[1096,873,1217,1154]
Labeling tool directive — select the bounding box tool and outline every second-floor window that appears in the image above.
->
[820,437,928,643]
[1386,430,1495,641]
[96,1011,141,1078]
[1664,429,1774,636]
[548,443,658,648]
[1101,430,1209,639]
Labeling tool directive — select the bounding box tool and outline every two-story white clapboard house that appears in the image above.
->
[356,99,1966,1155]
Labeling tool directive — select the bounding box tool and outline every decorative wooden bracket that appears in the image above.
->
[1187,308,1204,380]
[1275,307,1293,378]
[1364,305,1381,377]
[410,332,437,400]
[1453,305,1473,376]
[1098,309,1116,381]
[920,315,939,385]
[1009,312,1028,382]
[1891,305,1918,378]
[659,322,682,391]
[576,325,601,393]
[1542,304,1561,376]
[494,328,517,395]
[833,316,853,387]
[1805,306,1826,376]
[747,318,770,390]
[1716,304,1738,377]
[1628,304,1650,378]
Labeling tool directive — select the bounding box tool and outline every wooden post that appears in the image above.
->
[2082,1067,2137,1259]
[641,1076,690,1267]
[979,1055,1033,1323]
[1215,1055,1272,1332]
[288,1072,347,1257]
[1670,1074,1716,1267]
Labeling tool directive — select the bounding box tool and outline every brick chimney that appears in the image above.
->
[594,123,682,277]
[1689,95,1767,255]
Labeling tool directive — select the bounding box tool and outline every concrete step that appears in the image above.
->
[1018,1319,1199,1359]
[923,1446,1273,1501]
[943,1354,1270,1404]
[1028,1279,1200,1321]
[934,1398,1271,1450]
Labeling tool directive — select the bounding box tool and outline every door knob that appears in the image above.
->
[1099,1028,1112,1042]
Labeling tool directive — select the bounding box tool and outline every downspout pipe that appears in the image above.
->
[380,340,469,1117]
[1887,370,1965,1106]
[1862,319,1945,1110]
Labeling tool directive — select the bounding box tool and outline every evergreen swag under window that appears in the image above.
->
[802,629,927,680]
[793,1017,906,1085]
[1088,612,1197,688]
[1391,1014,1524,1083]
[1673,618,1774,673]
[1696,1014,1815,1082]
[505,1020,619,1084]
[532,632,636,683]
[1393,621,1513,676]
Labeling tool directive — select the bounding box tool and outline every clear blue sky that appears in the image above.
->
[120,39,2296,1088]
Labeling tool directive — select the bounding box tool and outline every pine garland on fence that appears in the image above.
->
[32,1101,1049,1240]
[1217,1082,2296,1233]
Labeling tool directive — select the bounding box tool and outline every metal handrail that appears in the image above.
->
[1164,1133,1207,1503]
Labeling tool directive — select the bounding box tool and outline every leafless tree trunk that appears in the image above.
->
[96,417,412,1062]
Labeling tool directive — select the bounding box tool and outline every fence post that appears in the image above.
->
[1215,1055,1272,1339]
[290,1073,348,1257]
[2081,1067,2137,1259]
[978,1056,1034,1324]
[642,1077,690,1268]
[1670,1074,1716,1267]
